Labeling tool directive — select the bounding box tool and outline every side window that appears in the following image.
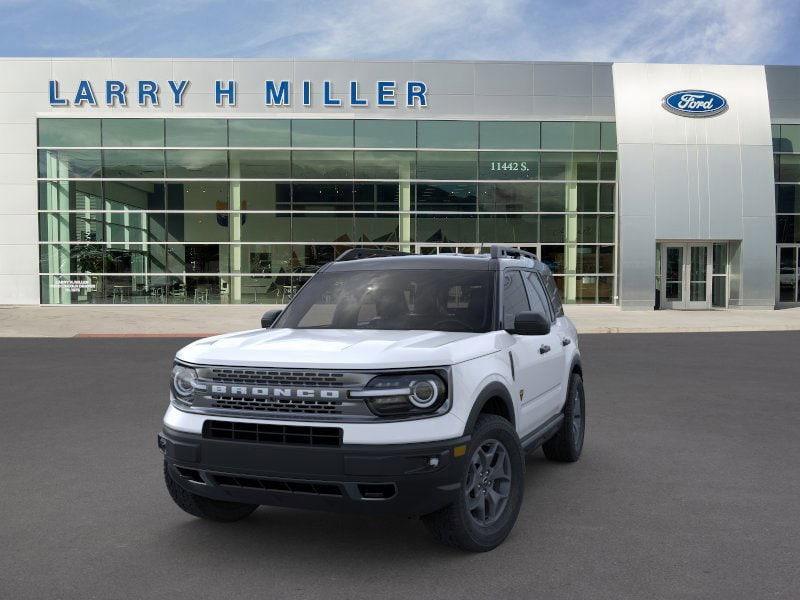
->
[522,271,552,320]
[541,269,564,318]
[502,270,530,328]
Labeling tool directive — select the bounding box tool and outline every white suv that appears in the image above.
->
[159,245,585,551]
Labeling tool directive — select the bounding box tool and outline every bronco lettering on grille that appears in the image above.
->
[209,384,342,400]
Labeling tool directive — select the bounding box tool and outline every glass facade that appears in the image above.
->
[37,118,617,304]
[774,124,800,303]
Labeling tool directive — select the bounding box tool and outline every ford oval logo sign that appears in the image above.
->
[662,90,728,117]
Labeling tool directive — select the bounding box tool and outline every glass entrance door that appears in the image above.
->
[659,243,712,309]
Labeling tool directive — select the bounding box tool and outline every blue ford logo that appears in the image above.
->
[662,90,728,117]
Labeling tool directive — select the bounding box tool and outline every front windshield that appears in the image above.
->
[275,269,496,332]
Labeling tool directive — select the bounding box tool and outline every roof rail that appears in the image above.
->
[489,245,538,261]
[335,248,411,262]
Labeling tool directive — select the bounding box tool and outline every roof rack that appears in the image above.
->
[489,245,538,261]
[335,248,411,262]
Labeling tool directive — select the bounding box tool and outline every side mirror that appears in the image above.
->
[261,309,283,329]
[508,311,550,336]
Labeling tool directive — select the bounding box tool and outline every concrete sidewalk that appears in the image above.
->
[3,304,800,337]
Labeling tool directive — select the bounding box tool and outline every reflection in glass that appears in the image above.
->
[600,153,616,180]
[354,183,401,211]
[478,183,538,212]
[540,153,571,180]
[598,215,614,243]
[229,120,290,147]
[355,213,400,243]
[541,122,574,150]
[103,150,164,178]
[574,122,601,150]
[39,181,104,210]
[166,150,227,178]
[39,119,100,147]
[416,151,477,180]
[415,214,477,243]
[415,183,477,211]
[713,243,728,275]
[36,117,617,305]
[102,119,164,147]
[479,122,540,149]
[229,150,290,178]
[354,151,415,179]
[576,245,597,273]
[539,183,566,212]
[292,213,355,242]
[575,153,598,180]
[540,215,566,243]
[292,183,354,210]
[292,120,353,147]
[577,183,598,212]
[598,245,614,273]
[779,155,800,182]
[355,120,416,148]
[478,214,538,243]
[292,150,353,178]
[165,119,227,147]
[577,215,597,243]
[38,149,102,178]
[600,123,617,151]
[417,121,478,149]
[599,183,615,212]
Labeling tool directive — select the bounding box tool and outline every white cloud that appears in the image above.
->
[0,0,796,64]
[227,0,794,64]
[571,0,785,64]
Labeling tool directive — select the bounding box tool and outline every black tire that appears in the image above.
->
[163,462,258,522]
[422,415,524,552]
[542,372,585,462]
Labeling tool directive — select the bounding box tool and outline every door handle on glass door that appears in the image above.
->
[539,345,551,354]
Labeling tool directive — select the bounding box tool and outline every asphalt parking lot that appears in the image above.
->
[2,332,799,599]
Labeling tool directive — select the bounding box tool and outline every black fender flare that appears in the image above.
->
[558,354,583,412]
[463,381,516,435]
[570,354,583,378]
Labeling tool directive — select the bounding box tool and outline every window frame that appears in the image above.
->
[499,268,532,330]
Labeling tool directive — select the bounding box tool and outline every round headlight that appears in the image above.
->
[409,379,440,408]
[172,364,197,398]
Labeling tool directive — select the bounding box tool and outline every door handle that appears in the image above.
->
[561,338,571,346]
[539,344,551,354]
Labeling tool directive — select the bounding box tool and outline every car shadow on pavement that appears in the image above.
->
[152,448,561,562]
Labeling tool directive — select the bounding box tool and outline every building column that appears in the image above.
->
[399,162,412,252]
[229,158,242,304]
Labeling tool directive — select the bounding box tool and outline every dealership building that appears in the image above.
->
[1,58,799,309]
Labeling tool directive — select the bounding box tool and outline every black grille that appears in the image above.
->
[211,474,343,497]
[209,368,347,387]
[203,420,343,447]
[210,395,343,415]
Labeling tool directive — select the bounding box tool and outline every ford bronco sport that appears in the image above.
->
[159,245,585,551]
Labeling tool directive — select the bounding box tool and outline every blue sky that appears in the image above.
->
[1,0,798,65]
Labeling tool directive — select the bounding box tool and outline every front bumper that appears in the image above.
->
[159,426,470,516]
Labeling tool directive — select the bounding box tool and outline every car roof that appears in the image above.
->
[322,252,546,273]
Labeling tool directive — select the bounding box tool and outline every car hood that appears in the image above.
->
[176,328,501,369]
